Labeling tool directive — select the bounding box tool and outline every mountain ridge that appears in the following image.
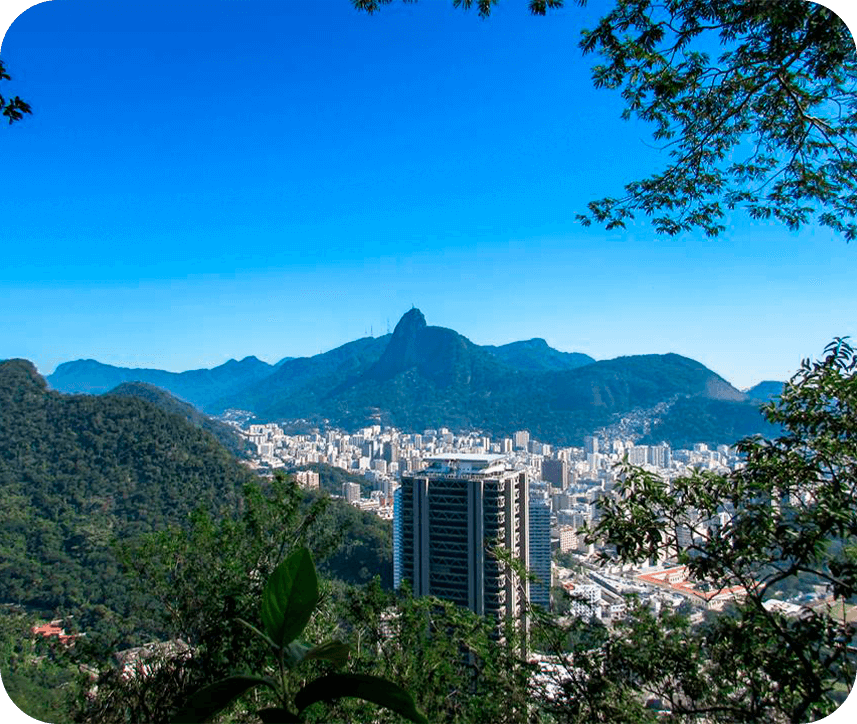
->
[48,354,276,409]
[42,309,774,446]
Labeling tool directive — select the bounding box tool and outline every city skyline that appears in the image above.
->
[1,0,856,390]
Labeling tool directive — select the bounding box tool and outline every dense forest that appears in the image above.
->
[106,381,255,459]
[0,359,393,720]
[0,359,254,616]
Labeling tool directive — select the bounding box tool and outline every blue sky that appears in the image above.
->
[1,0,855,389]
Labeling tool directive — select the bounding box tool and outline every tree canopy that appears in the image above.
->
[585,337,857,722]
[354,0,857,239]
[0,60,31,124]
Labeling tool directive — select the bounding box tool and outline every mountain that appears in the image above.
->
[0,358,257,617]
[107,381,254,458]
[482,338,595,372]
[638,396,783,450]
[233,309,756,447]
[47,355,276,409]
[207,334,392,417]
[745,380,785,401]
[42,309,773,446]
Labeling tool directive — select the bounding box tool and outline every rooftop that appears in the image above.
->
[421,453,509,477]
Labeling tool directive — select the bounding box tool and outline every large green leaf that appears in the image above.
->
[294,673,428,724]
[284,641,311,667]
[171,675,276,723]
[261,546,319,647]
[303,640,350,667]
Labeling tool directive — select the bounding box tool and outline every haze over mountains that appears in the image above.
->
[47,354,285,409]
[45,309,781,447]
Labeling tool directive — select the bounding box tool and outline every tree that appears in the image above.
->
[333,580,535,724]
[582,338,857,722]
[172,547,428,724]
[353,0,857,239]
[0,60,31,124]
[72,472,340,723]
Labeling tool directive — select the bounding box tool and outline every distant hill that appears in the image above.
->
[233,309,753,447]
[482,338,595,372]
[107,381,254,458]
[47,355,276,409]
[638,396,783,450]
[745,380,785,401]
[42,309,778,446]
[207,334,393,417]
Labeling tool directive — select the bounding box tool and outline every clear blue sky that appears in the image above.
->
[1,0,855,389]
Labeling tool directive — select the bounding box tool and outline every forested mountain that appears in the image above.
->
[42,309,776,446]
[47,354,276,408]
[637,396,783,450]
[107,381,253,458]
[207,334,393,417]
[745,379,786,401]
[0,359,392,641]
[482,338,595,371]
[0,359,255,618]
[237,309,762,446]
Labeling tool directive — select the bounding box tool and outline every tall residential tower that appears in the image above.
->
[400,454,529,627]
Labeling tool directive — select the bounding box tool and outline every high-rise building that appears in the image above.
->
[541,458,568,489]
[343,481,361,503]
[627,445,648,466]
[648,444,672,468]
[584,435,599,456]
[514,430,530,451]
[393,486,403,590]
[528,483,552,611]
[383,441,399,464]
[400,454,529,629]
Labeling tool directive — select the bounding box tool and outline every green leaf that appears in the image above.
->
[171,675,276,723]
[295,673,428,724]
[284,641,310,667]
[261,546,319,647]
[303,640,350,667]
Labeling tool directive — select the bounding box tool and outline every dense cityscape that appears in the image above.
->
[235,420,822,624]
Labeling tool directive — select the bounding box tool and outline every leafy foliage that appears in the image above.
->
[0,61,31,124]
[586,338,857,722]
[353,1,857,239]
[333,581,534,724]
[74,472,393,723]
[172,547,428,724]
[574,0,857,239]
